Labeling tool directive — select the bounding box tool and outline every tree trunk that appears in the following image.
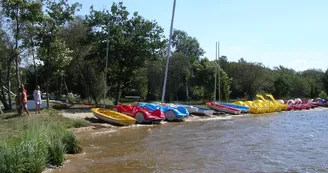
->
[58,76,60,96]
[186,83,189,100]
[114,81,121,105]
[46,48,50,108]
[0,69,9,110]
[0,89,9,110]
[32,43,37,86]
[63,75,69,95]
[6,61,12,109]
[29,24,38,86]
[0,95,9,110]
[15,8,21,88]
[93,96,98,105]
[15,52,21,87]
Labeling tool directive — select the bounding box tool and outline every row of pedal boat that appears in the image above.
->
[92,103,216,126]
[232,94,328,114]
[91,94,328,126]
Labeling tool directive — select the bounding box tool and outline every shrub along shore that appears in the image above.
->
[0,109,90,173]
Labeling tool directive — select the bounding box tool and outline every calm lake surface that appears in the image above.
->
[50,109,328,173]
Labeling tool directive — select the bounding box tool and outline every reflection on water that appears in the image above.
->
[51,109,328,173]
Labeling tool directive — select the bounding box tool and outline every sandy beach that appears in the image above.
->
[60,108,95,119]
[59,108,117,133]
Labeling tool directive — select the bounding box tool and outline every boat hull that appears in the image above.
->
[206,102,241,115]
[114,105,165,124]
[216,102,250,113]
[193,107,214,116]
[93,111,121,125]
[139,103,189,121]
[92,108,136,126]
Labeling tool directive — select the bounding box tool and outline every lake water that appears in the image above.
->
[50,109,328,173]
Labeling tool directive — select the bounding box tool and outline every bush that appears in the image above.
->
[62,130,82,154]
[319,91,328,99]
[0,135,48,173]
[46,138,65,166]
[0,117,82,173]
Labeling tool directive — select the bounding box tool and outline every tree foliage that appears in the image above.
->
[1,0,43,87]
[1,1,327,110]
[171,30,204,63]
[36,0,81,107]
[86,2,166,104]
[323,69,328,93]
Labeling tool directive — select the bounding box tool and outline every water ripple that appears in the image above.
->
[51,109,328,173]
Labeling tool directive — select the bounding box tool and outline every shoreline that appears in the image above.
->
[63,106,328,136]
[42,107,328,173]
[60,108,117,135]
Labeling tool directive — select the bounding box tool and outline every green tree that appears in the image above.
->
[21,2,43,86]
[37,0,81,107]
[1,0,43,87]
[319,91,327,99]
[190,57,231,101]
[0,15,13,109]
[218,68,232,101]
[226,58,273,99]
[273,74,293,98]
[62,16,97,100]
[301,69,324,97]
[171,29,204,99]
[218,56,228,69]
[167,52,190,101]
[289,75,311,98]
[322,69,328,93]
[86,2,166,105]
[124,67,148,100]
[171,29,204,63]
[1,0,43,109]
[191,58,215,100]
[80,60,105,104]
[146,57,164,101]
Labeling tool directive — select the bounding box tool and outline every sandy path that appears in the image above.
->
[60,108,95,119]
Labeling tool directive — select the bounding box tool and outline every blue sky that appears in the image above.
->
[70,0,328,71]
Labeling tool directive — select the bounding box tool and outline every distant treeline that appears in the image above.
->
[1,1,327,109]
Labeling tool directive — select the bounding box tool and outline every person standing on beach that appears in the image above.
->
[21,87,30,116]
[33,86,42,114]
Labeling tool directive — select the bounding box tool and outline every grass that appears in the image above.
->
[0,109,88,173]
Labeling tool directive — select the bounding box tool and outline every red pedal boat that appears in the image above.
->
[206,102,241,115]
[113,104,165,124]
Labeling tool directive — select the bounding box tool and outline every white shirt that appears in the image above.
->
[33,90,41,101]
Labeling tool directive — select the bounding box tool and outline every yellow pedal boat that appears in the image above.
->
[266,94,288,111]
[256,94,281,112]
[91,108,136,126]
[233,101,264,114]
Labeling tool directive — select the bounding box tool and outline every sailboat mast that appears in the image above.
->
[161,0,177,103]
[104,23,110,105]
[214,42,217,102]
[218,42,220,102]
